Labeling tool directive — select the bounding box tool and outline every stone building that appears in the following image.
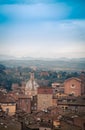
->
[64,77,83,96]
[25,72,39,97]
[37,87,53,111]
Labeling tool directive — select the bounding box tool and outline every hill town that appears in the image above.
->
[0,63,85,130]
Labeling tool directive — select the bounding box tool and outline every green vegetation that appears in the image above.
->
[0,64,80,91]
[0,64,22,91]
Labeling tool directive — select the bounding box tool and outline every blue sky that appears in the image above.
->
[0,0,85,58]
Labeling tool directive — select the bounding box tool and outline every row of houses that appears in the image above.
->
[52,77,85,97]
[12,72,85,97]
[0,73,85,114]
[0,89,85,116]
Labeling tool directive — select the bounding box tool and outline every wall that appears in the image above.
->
[37,94,52,110]
[18,97,31,113]
[1,103,16,115]
[64,78,81,96]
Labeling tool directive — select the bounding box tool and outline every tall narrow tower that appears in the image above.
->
[30,72,34,91]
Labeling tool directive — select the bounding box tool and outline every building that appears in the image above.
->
[37,87,53,111]
[52,93,67,106]
[74,116,85,130]
[52,82,61,88]
[17,95,31,113]
[39,127,51,130]
[52,96,57,106]
[52,82,64,94]
[47,106,59,116]
[0,92,16,115]
[64,77,83,96]
[11,83,25,95]
[25,72,39,97]
[80,71,85,95]
[57,96,85,112]
[40,71,49,77]
[31,95,37,112]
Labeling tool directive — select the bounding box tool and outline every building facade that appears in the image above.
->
[17,95,31,113]
[0,92,16,115]
[64,77,82,96]
[37,87,53,111]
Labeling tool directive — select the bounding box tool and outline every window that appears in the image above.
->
[71,84,75,88]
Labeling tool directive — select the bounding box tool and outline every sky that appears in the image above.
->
[0,0,85,58]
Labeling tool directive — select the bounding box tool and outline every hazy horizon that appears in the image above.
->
[0,0,85,58]
[0,54,85,60]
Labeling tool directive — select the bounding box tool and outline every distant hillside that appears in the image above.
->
[0,56,85,71]
[0,55,16,60]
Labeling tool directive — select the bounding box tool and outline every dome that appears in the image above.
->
[25,72,39,96]
[25,80,39,91]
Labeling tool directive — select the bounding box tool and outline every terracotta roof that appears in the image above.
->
[64,77,81,83]
[38,87,53,94]
[47,106,58,111]
[0,91,16,103]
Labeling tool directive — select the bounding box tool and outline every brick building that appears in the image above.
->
[17,95,31,113]
[64,77,83,96]
[37,87,53,111]
[80,71,85,95]
[31,95,37,112]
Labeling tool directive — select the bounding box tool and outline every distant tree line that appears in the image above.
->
[0,64,21,91]
[0,64,80,91]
